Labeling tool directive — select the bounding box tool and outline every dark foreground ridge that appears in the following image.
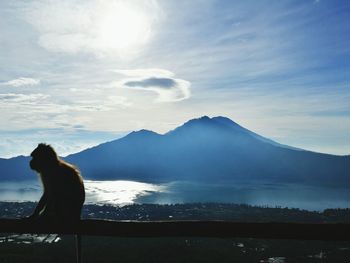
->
[2,218,350,241]
[2,202,350,263]
[1,201,350,241]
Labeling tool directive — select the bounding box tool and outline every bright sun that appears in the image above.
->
[94,2,152,53]
[28,0,158,56]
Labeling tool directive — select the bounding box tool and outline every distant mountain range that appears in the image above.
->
[1,116,349,186]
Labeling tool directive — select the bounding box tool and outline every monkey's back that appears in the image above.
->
[49,162,85,223]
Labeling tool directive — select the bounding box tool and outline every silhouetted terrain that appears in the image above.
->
[2,201,350,223]
[1,202,350,263]
[1,116,349,187]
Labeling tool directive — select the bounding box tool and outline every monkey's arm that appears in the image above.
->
[30,192,48,218]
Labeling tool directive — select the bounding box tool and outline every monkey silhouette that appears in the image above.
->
[28,143,85,225]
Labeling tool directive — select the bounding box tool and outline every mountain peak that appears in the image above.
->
[212,116,236,122]
[190,115,242,128]
[199,115,211,120]
[166,115,245,137]
[134,129,157,134]
[212,116,240,126]
[125,129,160,139]
[182,115,232,126]
[184,116,240,126]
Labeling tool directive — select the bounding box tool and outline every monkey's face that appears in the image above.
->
[29,143,58,173]
[29,157,39,172]
[30,146,44,172]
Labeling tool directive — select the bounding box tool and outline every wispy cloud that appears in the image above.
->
[113,68,174,78]
[0,127,126,158]
[106,96,132,108]
[124,77,190,102]
[0,93,48,103]
[115,68,191,102]
[1,77,40,87]
[0,92,130,112]
[125,78,177,89]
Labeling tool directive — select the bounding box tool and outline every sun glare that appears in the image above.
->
[94,2,152,53]
[25,0,158,56]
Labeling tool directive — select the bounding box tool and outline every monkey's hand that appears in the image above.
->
[23,213,40,221]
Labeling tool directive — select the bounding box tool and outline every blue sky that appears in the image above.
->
[0,0,349,157]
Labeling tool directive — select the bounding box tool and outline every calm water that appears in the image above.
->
[0,180,350,211]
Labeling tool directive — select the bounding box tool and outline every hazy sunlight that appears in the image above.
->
[94,2,152,52]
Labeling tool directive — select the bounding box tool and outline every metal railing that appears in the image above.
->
[1,219,350,262]
[1,219,350,240]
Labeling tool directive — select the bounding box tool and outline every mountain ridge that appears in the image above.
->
[0,116,349,187]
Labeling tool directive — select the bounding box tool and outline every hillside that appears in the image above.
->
[1,116,349,186]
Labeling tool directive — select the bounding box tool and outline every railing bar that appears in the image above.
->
[1,219,350,241]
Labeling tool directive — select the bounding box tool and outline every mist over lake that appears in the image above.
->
[1,180,350,211]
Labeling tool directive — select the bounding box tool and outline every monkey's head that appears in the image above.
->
[30,143,59,173]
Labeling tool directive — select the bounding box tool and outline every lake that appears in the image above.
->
[0,180,350,211]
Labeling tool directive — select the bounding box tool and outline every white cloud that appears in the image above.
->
[106,96,132,108]
[115,69,191,102]
[24,0,161,57]
[0,93,48,103]
[0,90,132,133]
[0,128,126,158]
[1,77,40,87]
[113,68,174,78]
[0,92,121,115]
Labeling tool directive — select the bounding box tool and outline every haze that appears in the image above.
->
[0,0,349,157]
